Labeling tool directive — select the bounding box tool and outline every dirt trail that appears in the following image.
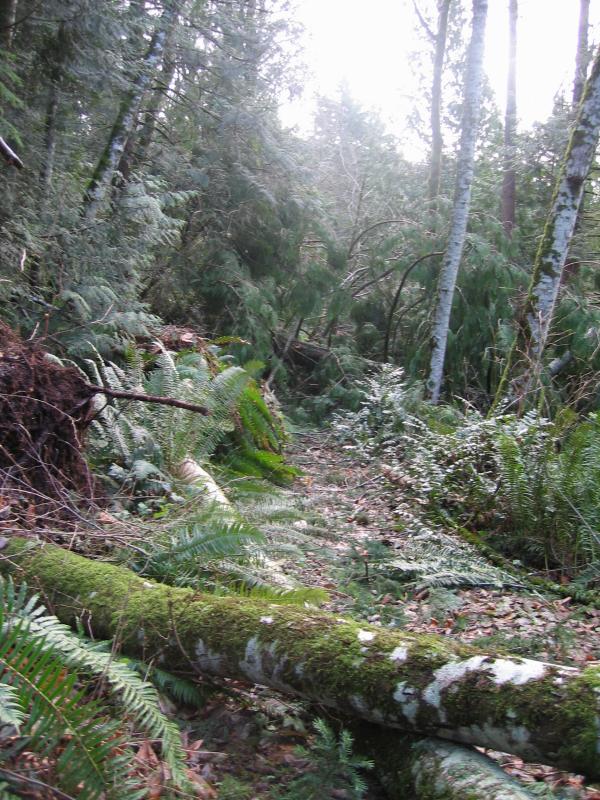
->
[287,431,600,667]
[283,430,600,796]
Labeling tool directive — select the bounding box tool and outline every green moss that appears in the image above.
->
[3,538,599,780]
[558,667,600,776]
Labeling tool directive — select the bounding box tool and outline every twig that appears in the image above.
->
[0,768,77,800]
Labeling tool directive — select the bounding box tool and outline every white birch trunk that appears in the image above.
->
[573,0,591,107]
[174,457,231,507]
[356,725,541,800]
[501,0,517,237]
[427,0,488,404]
[526,46,600,361]
[492,45,600,412]
[428,0,451,208]
[82,9,174,222]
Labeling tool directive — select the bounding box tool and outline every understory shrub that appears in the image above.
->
[0,577,189,799]
[275,719,373,800]
[333,369,600,581]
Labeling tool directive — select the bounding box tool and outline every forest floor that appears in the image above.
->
[184,430,600,800]
[6,429,600,800]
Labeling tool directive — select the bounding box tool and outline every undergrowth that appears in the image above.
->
[332,367,600,584]
[273,719,373,800]
[0,577,189,800]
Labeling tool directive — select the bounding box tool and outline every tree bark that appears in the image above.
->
[82,5,176,222]
[493,44,600,412]
[2,537,599,780]
[501,0,517,237]
[573,0,591,107]
[354,723,540,800]
[428,0,451,209]
[427,0,488,403]
[0,0,17,49]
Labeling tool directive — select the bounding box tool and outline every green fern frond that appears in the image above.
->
[0,683,25,730]
[150,516,265,564]
[127,662,207,708]
[0,577,189,796]
[0,617,129,799]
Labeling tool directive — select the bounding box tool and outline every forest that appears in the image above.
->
[0,0,600,798]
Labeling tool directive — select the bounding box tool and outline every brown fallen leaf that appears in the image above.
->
[187,769,217,798]
[135,740,160,768]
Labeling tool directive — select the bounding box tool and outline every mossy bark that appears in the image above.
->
[2,538,599,780]
[82,5,175,221]
[353,723,540,800]
[492,43,600,413]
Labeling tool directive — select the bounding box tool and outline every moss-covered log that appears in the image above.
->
[2,538,599,780]
[353,723,540,799]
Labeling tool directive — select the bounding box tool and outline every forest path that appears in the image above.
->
[284,431,600,668]
[281,430,600,796]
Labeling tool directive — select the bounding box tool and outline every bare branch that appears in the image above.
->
[83,384,209,415]
[412,0,436,43]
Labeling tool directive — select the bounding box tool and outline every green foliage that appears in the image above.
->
[333,368,600,579]
[275,719,373,800]
[0,577,189,799]
[222,376,300,485]
[87,345,250,502]
[0,51,23,143]
[84,345,320,602]
[330,364,426,451]
[132,503,267,587]
[218,774,254,800]
[126,498,328,605]
[400,409,600,576]
[89,345,296,497]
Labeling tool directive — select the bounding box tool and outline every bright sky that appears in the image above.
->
[280,0,600,159]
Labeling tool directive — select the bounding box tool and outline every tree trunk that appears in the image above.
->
[0,0,17,49]
[353,723,540,800]
[428,0,451,209]
[427,0,488,403]
[40,85,59,195]
[82,5,176,222]
[573,0,591,107]
[501,0,517,237]
[0,136,22,168]
[2,537,599,780]
[133,54,177,170]
[114,29,177,189]
[493,44,600,412]
[564,0,592,284]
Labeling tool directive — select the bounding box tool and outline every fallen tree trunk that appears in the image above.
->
[353,723,540,800]
[2,537,599,780]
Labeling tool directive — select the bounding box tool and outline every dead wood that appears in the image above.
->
[83,383,209,415]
